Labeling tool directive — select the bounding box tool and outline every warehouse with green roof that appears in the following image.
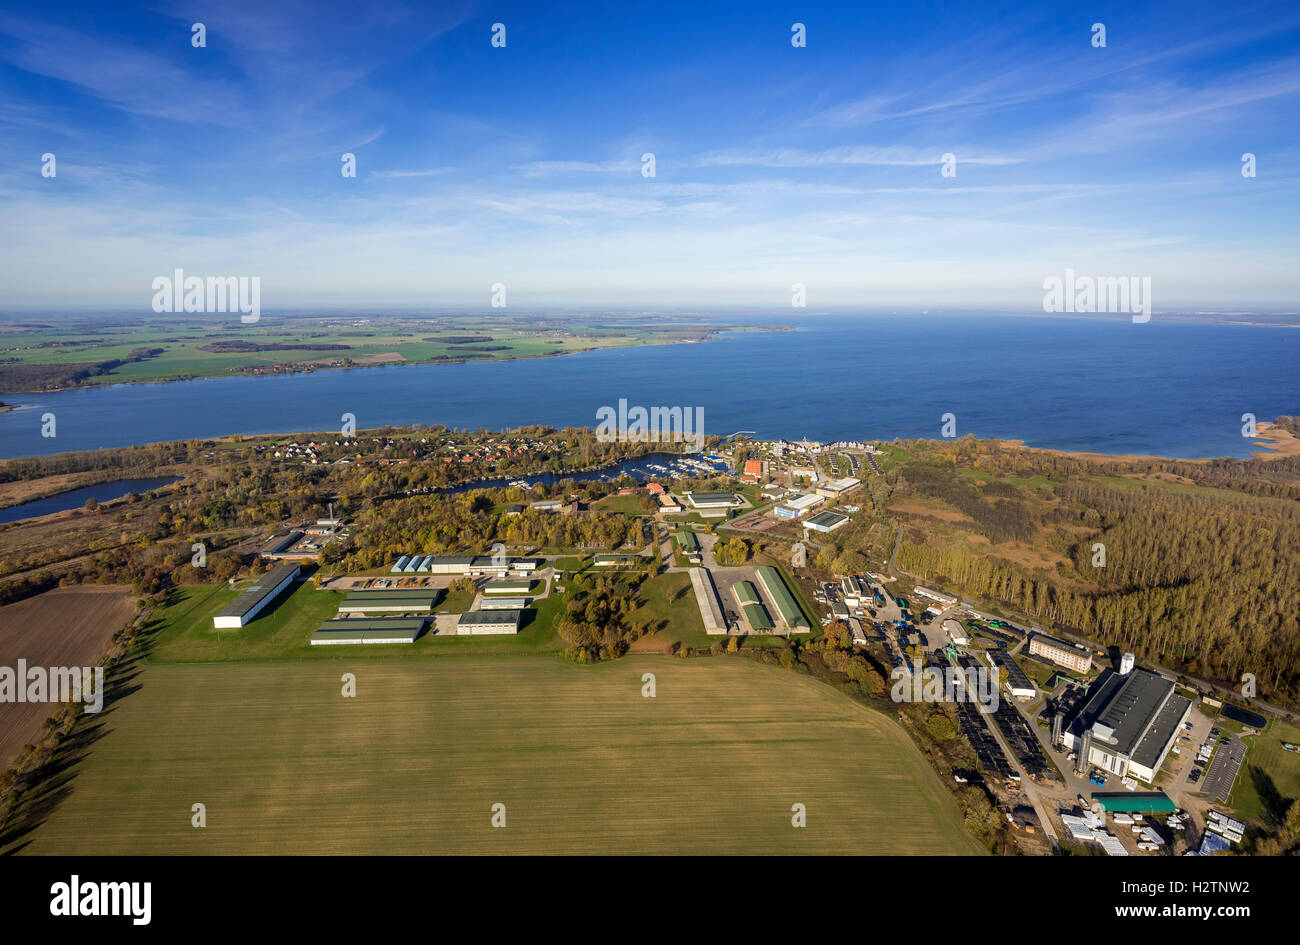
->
[310,617,426,645]
[731,580,774,631]
[755,567,810,632]
[338,588,442,613]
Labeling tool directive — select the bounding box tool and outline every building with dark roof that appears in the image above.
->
[338,589,442,613]
[986,650,1037,700]
[1063,669,1192,783]
[803,510,850,533]
[456,610,523,635]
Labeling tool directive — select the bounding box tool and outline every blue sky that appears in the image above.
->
[1,0,1297,310]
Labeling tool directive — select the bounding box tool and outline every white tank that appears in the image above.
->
[1120,652,1135,675]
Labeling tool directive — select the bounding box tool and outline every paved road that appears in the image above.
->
[887,526,903,575]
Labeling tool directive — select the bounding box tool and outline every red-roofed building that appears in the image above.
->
[645,482,665,495]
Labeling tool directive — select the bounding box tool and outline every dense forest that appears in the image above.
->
[819,437,1300,708]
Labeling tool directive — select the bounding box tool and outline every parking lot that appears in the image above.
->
[1202,733,1247,802]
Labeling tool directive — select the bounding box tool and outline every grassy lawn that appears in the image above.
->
[416,588,565,657]
[1230,719,1300,823]
[628,571,707,648]
[11,657,985,855]
[552,556,591,573]
[147,581,335,662]
[146,580,561,662]
[590,493,652,515]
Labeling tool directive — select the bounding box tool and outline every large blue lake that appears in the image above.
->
[1,314,1297,460]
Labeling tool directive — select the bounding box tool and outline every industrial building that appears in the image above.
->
[213,563,301,628]
[478,597,530,610]
[337,589,442,613]
[1062,669,1193,783]
[943,619,969,645]
[394,554,541,576]
[594,554,640,567]
[310,617,425,645]
[914,586,957,607]
[675,531,700,552]
[733,581,773,631]
[1028,632,1094,673]
[986,650,1037,700]
[803,510,849,533]
[456,610,523,635]
[840,575,867,605]
[689,568,727,635]
[815,477,861,498]
[781,493,824,516]
[483,580,533,595]
[755,566,810,631]
[684,491,743,509]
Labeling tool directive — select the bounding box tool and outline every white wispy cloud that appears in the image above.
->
[370,167,456,179]
[695,146,1022,168]
[516,160,642,177]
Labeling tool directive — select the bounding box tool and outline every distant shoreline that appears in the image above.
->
[982,420,1300,464]
[0,323,789,396]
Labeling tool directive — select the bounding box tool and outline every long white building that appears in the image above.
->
[914,586,957,607]
[213,564,301,628]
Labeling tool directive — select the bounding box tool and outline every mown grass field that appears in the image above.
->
[145,580,564,662]
[1231,719,1300,822]
[12,657,985,855]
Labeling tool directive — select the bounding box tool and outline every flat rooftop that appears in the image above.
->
[457,610,522,626]
[319,617,427,631]
[988,650,1035,693]
[1069,669,1179,757]
[805,510,849,528]
[343,589,440,601]
[686,492,740,505]
[1031,631,1086,652]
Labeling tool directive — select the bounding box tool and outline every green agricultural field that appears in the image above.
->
[12,657,985,855]
[0,315,748,392]
[1230,720,1300,823]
